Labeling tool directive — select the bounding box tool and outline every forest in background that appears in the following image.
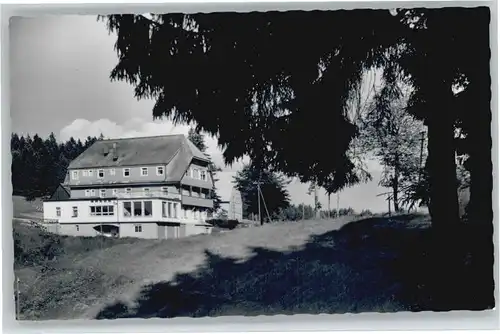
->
[11,133,101,200]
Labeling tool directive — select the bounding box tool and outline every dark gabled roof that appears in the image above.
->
[50,184,71,201]
[67,134,209,170]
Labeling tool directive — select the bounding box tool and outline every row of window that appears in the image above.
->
[122,201,204,220]
[184,167,208,181]
[56,206,79,218]
[181,187,210,199]
[123,201,153,217]
[162,201,179,218]
[55,201,207,220]
[83,187,210,199]
[71,166,165,180]
[84,187,170,198]
[90,205,115,216]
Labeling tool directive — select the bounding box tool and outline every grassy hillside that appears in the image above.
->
[13,214,494,320]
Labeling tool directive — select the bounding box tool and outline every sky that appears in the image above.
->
[10,15,391,213]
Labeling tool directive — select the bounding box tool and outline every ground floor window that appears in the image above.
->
[173,203,178,218]
[133,201,142,216]
[56,207,61,217]
[72,206,78,217]
[125,200,153,217]
[124,201,132,216]
[144,201,152,216]
[134,224,142,232]
[76,225,79,231]
[90,205,114,216]
[162,201,179,218]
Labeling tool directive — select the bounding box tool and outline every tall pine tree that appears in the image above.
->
[233,164,290,224]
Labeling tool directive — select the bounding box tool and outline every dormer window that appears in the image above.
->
[156,166,164,176]
[88,169,93,177]
[110,168,116,176]
[141,167,148,176]
[98,169,105,179]
[123,168,130,177]
[193,168,200,179]
[71,170,78,180]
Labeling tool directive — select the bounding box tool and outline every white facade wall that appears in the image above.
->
[185,223,212,236]
[58,223,100,237]
[119,222,159,239]
[43,198,212,239]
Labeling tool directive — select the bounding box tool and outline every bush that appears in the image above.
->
[359,209,373,217]
[338,207,356,216]
[13,221,139,269]
[206,219,239,230]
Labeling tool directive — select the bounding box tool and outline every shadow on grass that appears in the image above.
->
[96,215,495,319]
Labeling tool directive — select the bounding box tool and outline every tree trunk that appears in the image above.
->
[393,162,400,212]
[426,107,460,230]
[467,21,492,228]
[392,174,399,213]
[392,185,399,212]
[467,122,492,226]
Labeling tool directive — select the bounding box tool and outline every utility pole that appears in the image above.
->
[258,184,272,223]
[377,191,392,217]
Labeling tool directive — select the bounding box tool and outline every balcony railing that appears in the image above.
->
[181,195,214,208]
[115,191,181,200]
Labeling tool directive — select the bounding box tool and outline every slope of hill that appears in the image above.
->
[12,195,44,220]
[12,213,494,321]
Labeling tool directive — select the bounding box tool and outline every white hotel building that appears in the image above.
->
[43,134,215,239]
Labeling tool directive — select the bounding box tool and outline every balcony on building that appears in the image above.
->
[115,189,181,201]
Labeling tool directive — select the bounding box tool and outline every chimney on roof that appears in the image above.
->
[112,142,118,161]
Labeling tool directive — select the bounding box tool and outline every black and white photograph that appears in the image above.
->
[5,0,497,325]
